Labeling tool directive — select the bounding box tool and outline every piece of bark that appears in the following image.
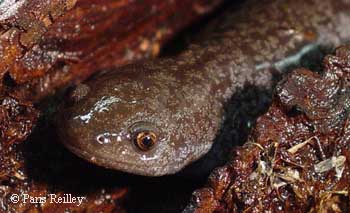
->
[0,0,77,87]
[184,46,350,212]
[0,96,38,146]
[2,0,223,101]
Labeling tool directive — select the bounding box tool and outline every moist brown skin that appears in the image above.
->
[57,0,350,176]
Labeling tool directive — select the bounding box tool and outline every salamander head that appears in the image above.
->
[57,68,213,176]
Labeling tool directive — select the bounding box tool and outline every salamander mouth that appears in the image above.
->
[62,141,174,176]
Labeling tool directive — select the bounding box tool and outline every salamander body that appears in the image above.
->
[57,0,350,176]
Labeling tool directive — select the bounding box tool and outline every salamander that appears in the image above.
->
[57,0,350,176]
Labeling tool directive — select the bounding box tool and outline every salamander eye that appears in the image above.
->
[134,131,157,151]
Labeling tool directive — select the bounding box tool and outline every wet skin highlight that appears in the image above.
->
[57,0,350,176]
